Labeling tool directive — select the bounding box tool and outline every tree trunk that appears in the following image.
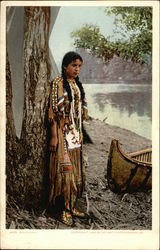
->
[6,7,51,210]
[6,49,18,200]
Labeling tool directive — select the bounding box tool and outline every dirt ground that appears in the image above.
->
[6,118,152,230]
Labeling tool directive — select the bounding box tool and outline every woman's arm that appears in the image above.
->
[49,121,58,152]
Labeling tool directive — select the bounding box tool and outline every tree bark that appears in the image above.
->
[6,7,51,210]
[6,49,18,199]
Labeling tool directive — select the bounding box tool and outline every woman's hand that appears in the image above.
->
[49,136,58,152]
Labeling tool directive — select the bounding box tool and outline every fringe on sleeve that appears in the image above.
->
[48,77,65,124]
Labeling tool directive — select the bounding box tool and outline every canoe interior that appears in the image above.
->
[128,148,152,164]
[107,139,152,193]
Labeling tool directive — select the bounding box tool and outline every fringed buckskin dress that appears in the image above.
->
[48,76,88,212]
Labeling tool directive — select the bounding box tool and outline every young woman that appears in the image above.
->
[48,51,88,226]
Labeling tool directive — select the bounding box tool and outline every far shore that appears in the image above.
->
[82,80,152,84]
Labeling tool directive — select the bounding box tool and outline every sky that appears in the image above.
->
[49,6,116,71]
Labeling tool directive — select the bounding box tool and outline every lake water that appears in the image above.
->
[83,83,152,140]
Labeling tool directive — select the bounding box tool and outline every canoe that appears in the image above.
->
[107,139,152,193]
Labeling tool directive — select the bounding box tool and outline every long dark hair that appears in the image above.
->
[61,51,85,102]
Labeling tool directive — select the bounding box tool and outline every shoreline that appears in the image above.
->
[87,116,151,141]
[84,117,151,147]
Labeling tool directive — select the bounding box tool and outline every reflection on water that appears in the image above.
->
[95,91,152,119]
[84,84,152,139]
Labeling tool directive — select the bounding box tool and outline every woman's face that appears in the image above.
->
[64,59,82,80]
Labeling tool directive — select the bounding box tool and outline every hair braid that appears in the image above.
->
[61,67,72,102]
[75,76,85,101]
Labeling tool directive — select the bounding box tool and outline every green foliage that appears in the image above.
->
[105,7,152,32]
[71,24,116,61]
[71,7,152,64]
